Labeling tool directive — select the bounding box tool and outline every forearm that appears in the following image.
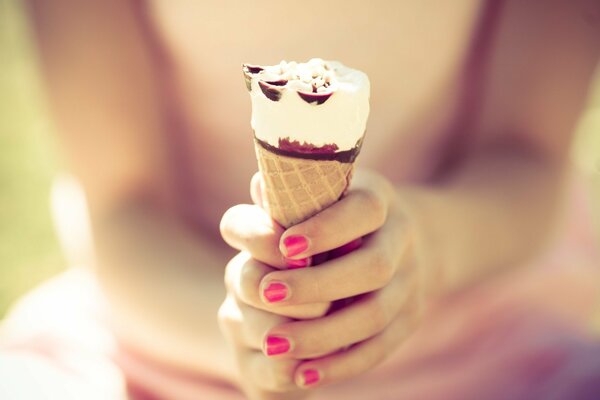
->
[399,146,567,296]
[91,199,238,384]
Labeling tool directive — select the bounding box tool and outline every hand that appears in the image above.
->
[255,169,424,387]
[220,173,332,320]
[217,252,310,400]
[219,174,331,399]
[219,168,424,396]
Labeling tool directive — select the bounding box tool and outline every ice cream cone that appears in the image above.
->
[255,141,354,228]
[244,59,370,228]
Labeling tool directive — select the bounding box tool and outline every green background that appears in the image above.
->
[0,1,65,317]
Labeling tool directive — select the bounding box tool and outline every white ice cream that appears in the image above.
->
[245,59,370,152]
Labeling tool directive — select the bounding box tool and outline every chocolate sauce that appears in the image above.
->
[266,79,288,86]
[278,138,339,154]
[244,65,264,74]
[242,64,264,91]
[297,91,333,105]
[255,136,363,163]
[258,81,282,101]
[243,63,334,105]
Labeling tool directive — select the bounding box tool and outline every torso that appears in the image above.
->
[143,0,487,233]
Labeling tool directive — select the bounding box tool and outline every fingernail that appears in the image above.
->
[263,282,288,303]
[283,235,309,257]
[265,336,290,356]
[301,369,320,386]
[285,257,310,269]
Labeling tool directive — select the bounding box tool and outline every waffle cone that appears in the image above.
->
[255,143,354,228]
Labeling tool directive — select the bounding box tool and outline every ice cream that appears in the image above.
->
[243,58,370,227]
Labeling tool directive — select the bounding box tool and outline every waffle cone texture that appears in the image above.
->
[255,143,354,228]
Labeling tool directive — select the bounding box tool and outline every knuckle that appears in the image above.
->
[224,255,240,293]
[225,252,250,288]
[369,335,389,365]
[221,205,272,250]
[239,263,261,306]
[219,205,241,241]
[367,297,391,332]
[219,210,231,239]
[225,253,264,307]
[239,258,257,282]
[270,360,295,391]
[257,304,276,323]
[357,189,387,227]
[263,359,297,392]
[367,246,395,287]
[217,297,240,338]
[217,301,229,329]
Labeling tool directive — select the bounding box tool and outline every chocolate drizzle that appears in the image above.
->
[258,81,283,101]
[242,61,338,105]
[297,91,333,105]
[254,136,363,163]
[242,64,264,91]
[244,65,264,74]
[266,79,288,86]
[278,138,339,154]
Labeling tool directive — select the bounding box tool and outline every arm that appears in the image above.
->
[405,0,600,295]
[27,0,237,382]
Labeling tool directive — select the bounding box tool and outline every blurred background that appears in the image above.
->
[0,0,599,322]
[0,1,66,317]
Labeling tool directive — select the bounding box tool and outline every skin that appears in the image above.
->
[25,0,600,399]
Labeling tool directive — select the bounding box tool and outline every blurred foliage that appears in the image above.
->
[0,0,598,321]
[0,0,65,317]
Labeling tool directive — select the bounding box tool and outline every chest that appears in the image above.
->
[145,0,483,226]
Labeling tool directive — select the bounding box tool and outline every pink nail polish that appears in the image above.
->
[285,257,310,269]
[283,235,308,257]
[263,282,288,303]
[265,336,290,356]
[302,369,320,386]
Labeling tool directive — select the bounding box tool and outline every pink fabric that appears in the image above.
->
[1,180,599,400]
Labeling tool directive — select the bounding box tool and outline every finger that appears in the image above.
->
[294,310,418,389]
[279,171,394,259]
[238,349,299,393]
[218,294,291,351]
[225,252,330,319]
[221,204,289,268]
[264,269,415,359]
[250,171,264,208]
[244,385,308,400]
[261,219,411,305]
